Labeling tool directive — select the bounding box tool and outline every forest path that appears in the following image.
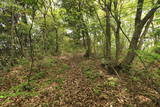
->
[51,53,160,107]
[62,53,93,106]
[53,53,115,107]
[1,53,159,107]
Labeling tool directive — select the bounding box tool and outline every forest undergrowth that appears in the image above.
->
[0,52,160,107]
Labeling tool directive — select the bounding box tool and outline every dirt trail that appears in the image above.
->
[59,53,95,106]
[52,53,114,107]
[1,53,159,107]
[51,53,160,107]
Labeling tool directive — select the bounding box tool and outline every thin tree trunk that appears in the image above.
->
[93,32,98,55]
[105,2,112,62]
[27,7,36,89]
[82,29,91,58]
[86,33,91,57]
[138,16,154,49]
[10,6,16,66]
[43,13,47,52]
[81,17,91,58]
[55,28,59,53]
[14,26,24,57]
[82,34,86,49]
[114,0,121,64]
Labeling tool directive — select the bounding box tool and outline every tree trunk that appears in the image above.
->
[105,3,112,62]
[55,28,59,53]
[81,16,91,58]
[27,7,36,89]
[121,25,143,66]
[43,13,47,52]
[82,34,86,49]
[93,32,98,55]
[83,29,91,58]
[120,0,160,68]
[114,0,121,65]
[115,23,120,64]
[138,16,154,49]
[86,33,91,57]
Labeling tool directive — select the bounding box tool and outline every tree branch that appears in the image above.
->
[135,0,144,26]
[141,0,160,26]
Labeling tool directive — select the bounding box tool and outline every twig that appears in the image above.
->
[111,65,121,80]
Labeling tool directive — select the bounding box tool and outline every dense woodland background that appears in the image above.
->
[0,0,160,106]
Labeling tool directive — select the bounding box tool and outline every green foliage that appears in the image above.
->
[0,77,4,86]
[38,56,56,68]
[54,77,65,84]
[83,67,100,80]
[137,49,160,63]
[130,76,141,82]
[17,22,30,34]
[147,70,160,88]
[0,81,38,99]
[10,82,34,92]
[41,103,50,107]
[62,38,85,53]
[93,87,102,96]
[104,77,119,87]
[17,57,30,65]
[0,91,38,99]
[61,63,70,71]
[0,33,11,54]
[55,63,70,74]
[152,43,160,53]
[32,71,46,80]
[104,80,117,87]
[128,68,160,94]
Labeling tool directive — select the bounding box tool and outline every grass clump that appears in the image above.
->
[93,87,102,96]
[0,82,39,99]
[103,77,119,87]
[32,71,46,80]
[83,66,100,80]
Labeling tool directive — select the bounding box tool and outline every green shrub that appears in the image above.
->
[38,57,56,68]
[11,82,34,92]
[0,91,38,99]
[56,64,70,74]
[32,72,46,80]
[137,47,160,63]
[17,57,29,65]
[103,77,119,87]
[93,87,102,96]
[83,67,100,80]
[54,77,65,84]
